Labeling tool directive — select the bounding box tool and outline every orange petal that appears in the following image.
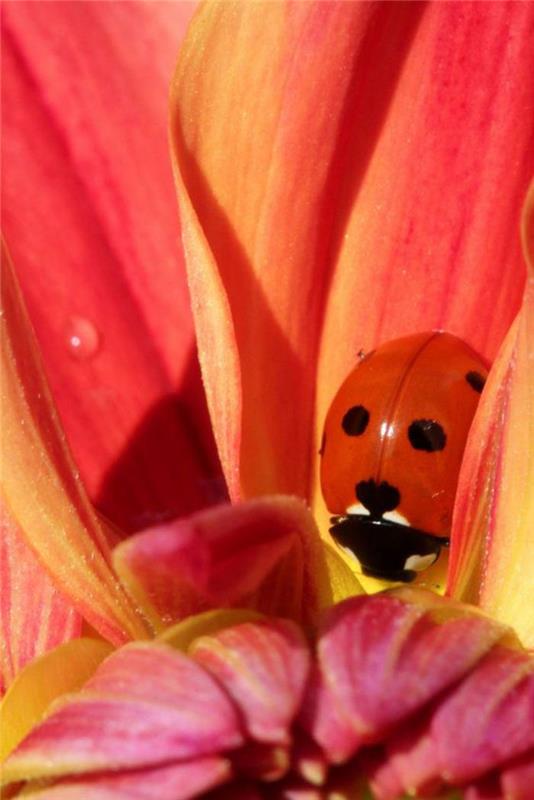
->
[1,246,148,644]
[447,183,534,647]
[171,4,533,508]
[1,508,80,695]
[1,638,112,760]
[171,3,380,501]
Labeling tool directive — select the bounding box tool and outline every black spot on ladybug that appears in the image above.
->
[466,370,486,393]
[355,479,400,518]
[408,419,446,452]
[342,405,369,436]
[319,431,326,456]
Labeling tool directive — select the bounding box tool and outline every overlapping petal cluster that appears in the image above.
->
[1,2,534,799]
[3,592,533,799]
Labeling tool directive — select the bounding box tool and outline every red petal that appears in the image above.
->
[21,759,231,800]
[464,776,504,800]
[3,643,243,783]
[1,509,80,694]
[1,248,148,644]
[501,751,534,800]
[1,0,219,532]
[192,620,310,746]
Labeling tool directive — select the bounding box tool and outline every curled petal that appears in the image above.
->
[1,247,148,644]
[20,759,231,800]
[192,620,310,746]
[306,592,508,761]
[448,183,534,647]
[2,642,243,784]
[1,509,80,694]
[114,496,348,630]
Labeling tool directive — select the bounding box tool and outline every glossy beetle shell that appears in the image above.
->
[320,331,488,579]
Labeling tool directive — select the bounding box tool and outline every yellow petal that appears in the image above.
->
[159,608,264,652]
[0,638,112,761]
[447,183,534,646]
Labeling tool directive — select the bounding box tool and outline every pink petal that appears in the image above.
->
[432,646,534,783]
[298,665,362,764]
[21,759,231,800]
[3,642,243,783]
[1,0,219,533]
[380,711,444,798]
[171,3,533,503]
[192,620,310,746]
[1,509,80,694]
[113,496,330,630]
[306,593,507,761]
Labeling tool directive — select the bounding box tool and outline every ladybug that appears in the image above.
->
[320,331,488,583]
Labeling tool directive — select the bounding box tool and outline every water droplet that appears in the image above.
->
[65,316,100,360]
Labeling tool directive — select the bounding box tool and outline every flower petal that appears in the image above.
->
[501,752,534,800]
[378,646,534,796]
[191,620,310,746]
[159,609,265,651]
[432,646,534,784]
[20,759,231,800]
[1,509,80,695]
[114,496,349,630]
[2,642,243,784]
[447,184,534,647]
[1,0,219,532]
[304,592,508,762]
[1,638,112,760]
[171,3,533,508]
[1,248,148,644]
[171,2,381,500]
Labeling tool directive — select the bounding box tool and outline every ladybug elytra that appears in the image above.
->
[320,331,488,582]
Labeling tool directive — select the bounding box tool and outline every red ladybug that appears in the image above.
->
[320,331,488,582]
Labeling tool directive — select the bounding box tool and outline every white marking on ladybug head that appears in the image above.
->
[346,502,367,515]
[345,504,410,528]
[404,553,438,572]
[382,510,410,527]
